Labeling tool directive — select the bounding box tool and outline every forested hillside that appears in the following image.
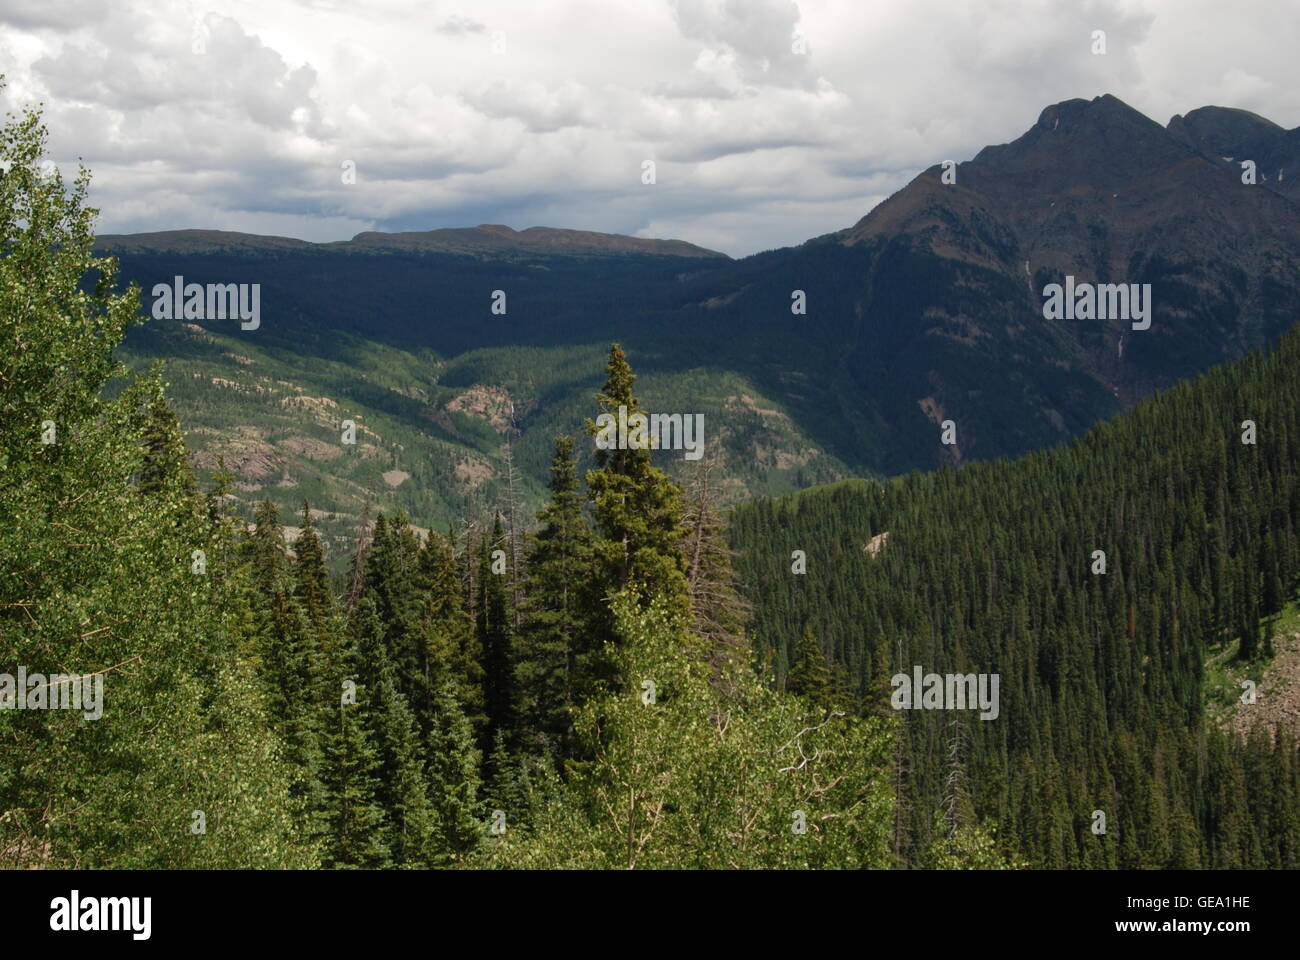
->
[0,92,895,865]
[4,90,1298,872]
[117,315,843,569]
[730,326,1300,867]
[101,94,1300,517]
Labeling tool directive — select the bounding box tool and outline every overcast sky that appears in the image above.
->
[2,0,1297,257]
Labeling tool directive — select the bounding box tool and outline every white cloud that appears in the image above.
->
[0,0,1296,256]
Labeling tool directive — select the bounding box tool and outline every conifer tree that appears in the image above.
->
[247,498,290,598]
[786,625,836,710]
[517,436,596,758]
[293,501,334,636]
[355,599,437,866]
[135,371,199,503]
[241,500,327,831]
[425,679,484,864]
[320,603,391,869]
[501,430,527,632]
[681,454,752,692]
[583,345,691,684]
[477,513,516,749]
[345,500,373,616]
[417,530,487,737]
[363,512,432,729]
[585,345,690,603]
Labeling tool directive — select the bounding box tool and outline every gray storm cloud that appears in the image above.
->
[0,0,1296,255]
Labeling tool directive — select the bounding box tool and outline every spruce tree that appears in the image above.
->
[681,454,752,692]
[320,603,391,869]
[426,679,484,864]
[417,529,486,738]
[583,344,691,680]
[517,436,596,758]
[355,599,437,866]
[786,625,836,710]
[135,371,199,503]
[293,501,334,636]
[362,512,433,729]
[585,345,689,602]
[247,498,290,596]
[477,513,516,749]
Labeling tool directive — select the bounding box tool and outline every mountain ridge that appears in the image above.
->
[105,92,1300,552]
[97,223,729,259]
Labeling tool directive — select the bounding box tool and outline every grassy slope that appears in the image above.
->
[119,316,850,568]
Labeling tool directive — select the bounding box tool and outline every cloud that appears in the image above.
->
[0,0,1296,257]
[462,79,600,133]
[668,0,814,88]
[0,0,103,31]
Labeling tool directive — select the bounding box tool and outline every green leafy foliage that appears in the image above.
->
[479,591,896,869]
[0,90,314,868]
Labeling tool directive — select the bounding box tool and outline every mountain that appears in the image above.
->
[821,94,1300,452]
[1170,104,1300,199]
[105,228,838,564]
[103,94,1300,559]
[728,319,1300,867]
[342,224,727,258]
[20,74,1300,877]
[98,223,728,259]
